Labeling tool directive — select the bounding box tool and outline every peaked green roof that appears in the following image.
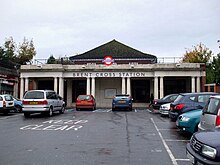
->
[69,40,157,60]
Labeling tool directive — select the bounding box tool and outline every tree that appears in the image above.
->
[212,54,220,83]
[47,55,56,64]
[17,38,36,64]
[3,37,17,61]
[182,43,213,63]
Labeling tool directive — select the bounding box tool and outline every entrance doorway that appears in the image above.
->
[72,80,86,102]
[131,79,150,103]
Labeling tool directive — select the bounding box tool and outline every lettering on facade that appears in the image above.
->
[73,72,146,77]
[20,119,88,131]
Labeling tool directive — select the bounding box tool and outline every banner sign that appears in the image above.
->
[73,72,146,77]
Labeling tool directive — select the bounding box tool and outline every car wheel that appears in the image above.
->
[15,105,22,113]
[47,107,53,117]
[112,108,115,111]
[3,111,8,115]
[24,112,30,117]
[59,106,65,114]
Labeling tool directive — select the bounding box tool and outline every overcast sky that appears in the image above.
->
[0,0,219,60]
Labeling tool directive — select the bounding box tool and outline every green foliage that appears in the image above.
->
[0,37,36,65]
[212,54,220,83]
[47,55,56,64]
[182,43,213,63]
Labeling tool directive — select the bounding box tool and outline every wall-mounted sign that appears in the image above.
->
[73,72,147,77]
[102,56,114,66]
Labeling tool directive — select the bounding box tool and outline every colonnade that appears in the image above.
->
[20,76,201,100]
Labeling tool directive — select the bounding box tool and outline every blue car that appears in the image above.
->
[112,95,132,111]
[176,109,202,134]
[13,97,22,112]
[186,128,220,164]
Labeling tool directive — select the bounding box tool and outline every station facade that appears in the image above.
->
[20,40,206,108]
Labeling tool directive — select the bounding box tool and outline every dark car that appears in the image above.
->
[186,129,220,165]
[169,92,218,122]
[76,95,96,111]
[112,95,132,111]
[152,93,178,110]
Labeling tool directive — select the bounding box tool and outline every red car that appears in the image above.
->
[76,95,96,110]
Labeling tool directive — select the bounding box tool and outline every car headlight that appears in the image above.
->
[201,145,216,159]
[180,116,190,122]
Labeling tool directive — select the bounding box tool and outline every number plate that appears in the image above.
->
[119,100,126,103]
[186,151,195,164]
[29,101,38,105]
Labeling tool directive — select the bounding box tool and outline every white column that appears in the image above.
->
[127,77,131,95]
[154,76,158,99]
[20,78,24,99]
[197,77,201,92]
[13,78,18,97]
[122,77,126,94]
[66,80,72,107]
[160,77,164,99]
[24,78,29,92]
[87,77,91,95]
[54,77,58,93]
[91,77,95,97]
[191,77,195,92]
[59,77,64,97]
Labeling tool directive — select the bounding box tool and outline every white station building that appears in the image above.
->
[20,40,206,108]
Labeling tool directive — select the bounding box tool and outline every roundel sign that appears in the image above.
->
[103,56,114,66]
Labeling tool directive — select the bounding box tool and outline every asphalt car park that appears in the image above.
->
[0,108,192,165]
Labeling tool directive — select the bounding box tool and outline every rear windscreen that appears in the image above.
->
[4,95,13,101]
[78,95,90,100]
[24,91,44,99]
[203,98,220,115]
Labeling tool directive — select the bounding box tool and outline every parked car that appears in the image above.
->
[13,96,22,112]
[159,103,171,116]
[169,92,217,122]
[0,94,14,115]
[198,95,220,131]
[176,109,202,134]
[186,128,220,164]
[152,94,178,110]
[22,90,65,117]
[112,95,132,111]
[76,95,96,111]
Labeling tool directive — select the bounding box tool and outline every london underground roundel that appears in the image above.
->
[103,56,114,66]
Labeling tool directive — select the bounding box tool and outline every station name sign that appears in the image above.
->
[73,72,147,77]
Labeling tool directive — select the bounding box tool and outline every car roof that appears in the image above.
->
[25,90,55,92]
[179,92,218,96]
[210,95,220,99]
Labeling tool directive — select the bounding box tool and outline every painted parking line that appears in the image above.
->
[164,139,190,142]
[0,113,23,120]
[151,118,178,165]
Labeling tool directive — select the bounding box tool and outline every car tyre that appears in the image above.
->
[15,105,22,113]
[47,107,53,117]
[59,106,65,114]
[24,112,30,117]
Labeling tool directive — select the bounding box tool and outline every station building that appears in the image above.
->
[20,40,206,108]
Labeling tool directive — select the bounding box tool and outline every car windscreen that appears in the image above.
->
[4,95,13,101]
[203,98,220,115]
[24,91,44,99]
[173,94,183,103]
[78,95,91,100]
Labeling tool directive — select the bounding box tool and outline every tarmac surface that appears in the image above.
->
[0,108,192,165]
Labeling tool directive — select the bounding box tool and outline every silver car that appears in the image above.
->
[198,95,220,131]
[22,90,65,117]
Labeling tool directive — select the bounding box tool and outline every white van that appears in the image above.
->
[22,90,65,117]
[198,95,220,131]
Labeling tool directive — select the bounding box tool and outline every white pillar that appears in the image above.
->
[20,78,24,99]
[54,77,58,93]
[66,80,72,107]
[160,77,164,99]
[91,77,95,97]
[13,78,18,97]
[127,77,131,95]
[24,78,29,92]
[196,77,201,92]
[191,77,195,93]
[122,77,126,94]
[59,77,64,97]
[154,76,158,99]
[87,77,91,95]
